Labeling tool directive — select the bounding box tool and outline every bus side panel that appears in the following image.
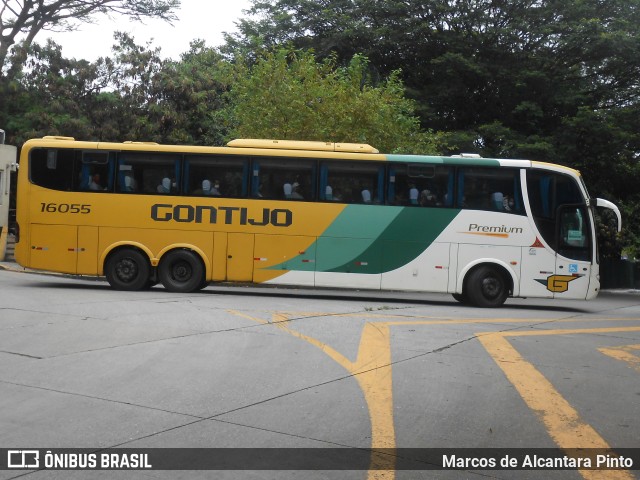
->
[30,224,78,274]
[380,242,450,292]
[555,255,592,300]
[314,237,382,289]
[77,226,99,275]
[227,233,254,282]
[253,234,316,286]
[520,245,555,299]
[448,243,459,293]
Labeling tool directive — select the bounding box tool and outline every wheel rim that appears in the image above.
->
[481,276,503,300]
[171,260,193,283]
[115,257,139,283]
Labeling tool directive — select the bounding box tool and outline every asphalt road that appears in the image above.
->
[0,265,639,479]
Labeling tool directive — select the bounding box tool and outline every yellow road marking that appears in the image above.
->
[230,310,396,478]
[230,310,640,480]
[599,344,640,373]
[478,327,640,480]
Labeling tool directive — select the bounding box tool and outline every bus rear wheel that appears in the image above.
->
[158,250,205,293]
[105,248,151,291]
[465,265,508,308]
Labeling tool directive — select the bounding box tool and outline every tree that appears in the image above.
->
[1,39,109,143]
[147,41,234,145]
[229,48,445,153]
[0,33,163,143]
[0,0,179,78]
[228,1,640,154]
[2,33,236,145]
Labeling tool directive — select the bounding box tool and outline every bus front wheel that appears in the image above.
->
[158,250,205,293]
[452,293,469,304]
[105,248,151,291]
[465,265,508,308]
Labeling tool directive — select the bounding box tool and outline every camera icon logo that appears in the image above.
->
[7,450,40,468]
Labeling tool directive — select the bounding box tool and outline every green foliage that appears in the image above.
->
[151,41,235,145]
[229,49,445,153]
[0,34,235,145]
[1,40,106,143]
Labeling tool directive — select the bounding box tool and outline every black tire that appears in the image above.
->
[452,293,468,304]
[158,250,205,293]
[464,265,509,308]
[105,248,151,291]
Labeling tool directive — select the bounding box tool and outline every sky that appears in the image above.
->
[44,0,253,61]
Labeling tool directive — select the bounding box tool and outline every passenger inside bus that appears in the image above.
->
[490,192,516,212]
[325,185,333,200]
[199,179,221,196]
[420,189,437,206]
[503,194,515,212]
[157,178,172,194]
[122,174,136,192]
[88,174,103,191]
[409,184,419,205]
[291,182,303,199]
[283,182,303,200]
[491,192,504,210]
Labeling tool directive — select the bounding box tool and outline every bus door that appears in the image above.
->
[553,205,593,299]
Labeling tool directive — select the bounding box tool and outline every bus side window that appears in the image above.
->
[118,165,137,192]
[79,151,112,192]
[253,158,315,201]
[323,161,382,204]
[459,167,522,213]
[186,155,247,198]
[117,153,180,194]
[29,148,78,191]
[388,163,451,207]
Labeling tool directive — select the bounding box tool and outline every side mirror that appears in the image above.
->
[595,198,622,232]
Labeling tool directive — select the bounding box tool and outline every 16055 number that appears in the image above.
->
[40,203,91,214]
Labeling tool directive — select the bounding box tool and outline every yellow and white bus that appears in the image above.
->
[14,136,621,307]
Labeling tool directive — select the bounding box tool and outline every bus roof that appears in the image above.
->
[227,138,380,154]
[25,136,583,171]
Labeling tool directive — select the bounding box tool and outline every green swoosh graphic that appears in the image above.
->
[268,206,460,274]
